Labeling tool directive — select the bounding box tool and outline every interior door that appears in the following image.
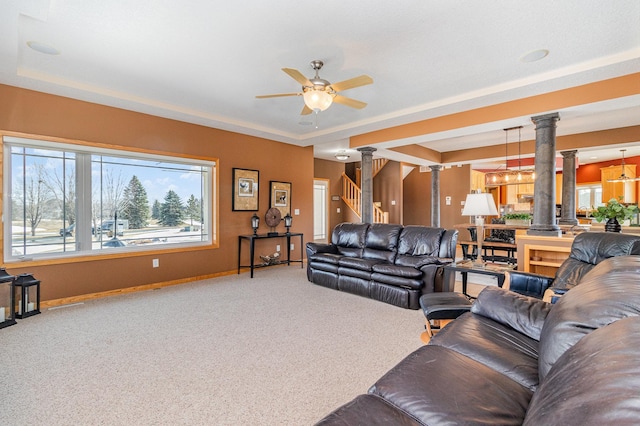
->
[313,179,329,242]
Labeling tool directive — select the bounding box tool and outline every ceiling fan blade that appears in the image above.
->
[333,95,367,109]
[329,75,373,92]
[282,68,311,86]
[301,104,313,115]
[255,92,302,99]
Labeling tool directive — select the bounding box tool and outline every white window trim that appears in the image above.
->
[3,135,217,264]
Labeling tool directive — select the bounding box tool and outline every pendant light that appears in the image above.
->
[484,126,535,186]
[607,149,640,182]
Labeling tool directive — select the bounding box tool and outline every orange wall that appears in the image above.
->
[403,165,470,229]
[374,160,402,224]
[0,84,314,302]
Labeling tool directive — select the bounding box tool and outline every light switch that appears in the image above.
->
[294,209,300,215]
[445,196,451,205]
[337,207,341,213]
[391,200,396,206]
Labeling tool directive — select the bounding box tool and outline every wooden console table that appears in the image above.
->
[238,232,304,278]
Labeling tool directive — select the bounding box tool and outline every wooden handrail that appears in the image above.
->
[341,173,389,223]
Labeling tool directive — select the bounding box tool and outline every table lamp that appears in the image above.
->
[462,192,498,267]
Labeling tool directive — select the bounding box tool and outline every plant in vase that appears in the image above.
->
[591,198,639,232]
[503,213,532,226]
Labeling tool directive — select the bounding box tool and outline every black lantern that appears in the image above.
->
[251,213,260,235]
[14,273,40,319]
[284,213,293,234]
[0,268,16,329]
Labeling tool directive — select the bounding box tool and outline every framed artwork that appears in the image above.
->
[269,181,291,217]
[232,168,259,211]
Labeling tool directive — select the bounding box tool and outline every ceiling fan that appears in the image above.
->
[256,60,373,115]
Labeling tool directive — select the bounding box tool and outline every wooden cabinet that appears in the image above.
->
[471,170,485,193]
[505,183,534,204]
[516,235,574,278]
[601,165,636,203]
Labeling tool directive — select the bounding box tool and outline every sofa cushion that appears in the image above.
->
[332,222,369,258]
[397,226,444,256]
[394,254,445,268]
[538,256,640,380]
[316,394,422,426]
[338,256,383,271]
[371,273,423,290]
[363,223,402,263]
[471,286,551,341]
[524,316,640,425]
[429,312,541,391]
[369,345,533,425]
[371,263,422,278]
[308,253,342,265]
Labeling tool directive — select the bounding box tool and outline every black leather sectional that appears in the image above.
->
[317,254,640,425]
[306,223,458,309]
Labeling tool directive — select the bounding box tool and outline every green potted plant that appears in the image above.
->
[502,212,532,226]
[591,198,640,232]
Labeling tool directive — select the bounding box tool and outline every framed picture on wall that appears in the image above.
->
[269,181,291,217]
[232,168,259,211]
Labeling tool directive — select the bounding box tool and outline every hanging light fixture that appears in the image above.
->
[302,60,334,112]
[607,149,640,182]
[485,126,536,187]
[335,150,350,161]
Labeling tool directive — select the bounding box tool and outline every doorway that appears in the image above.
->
[313,179,329,242]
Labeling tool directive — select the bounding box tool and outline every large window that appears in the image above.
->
[3,136,216,261]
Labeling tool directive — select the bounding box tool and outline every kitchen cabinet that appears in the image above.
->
[601,165,636,203]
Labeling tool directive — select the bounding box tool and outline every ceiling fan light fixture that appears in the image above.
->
[303,89,333,112]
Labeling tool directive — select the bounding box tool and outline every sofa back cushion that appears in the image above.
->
[538,255,640,381]
[331,223,370,258]
[525,316,640,425]
[397,226,444,256]
[553,232,640,291]
[363,223,402,262]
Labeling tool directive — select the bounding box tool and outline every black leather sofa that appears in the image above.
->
[317,254,640,425]
[306,223,458,309]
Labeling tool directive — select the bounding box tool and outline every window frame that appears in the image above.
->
[2,133,218,265]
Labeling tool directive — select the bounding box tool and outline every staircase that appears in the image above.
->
[342,158,390,223]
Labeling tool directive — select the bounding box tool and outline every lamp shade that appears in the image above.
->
[303,89,333,111]
[462,193,498,217]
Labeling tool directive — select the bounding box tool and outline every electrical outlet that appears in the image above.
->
[152,259,159,268]
[276,244,280,252]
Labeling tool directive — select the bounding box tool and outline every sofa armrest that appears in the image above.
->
[471,286,552,341]
[507,270,554,299]
[306,242,337,257]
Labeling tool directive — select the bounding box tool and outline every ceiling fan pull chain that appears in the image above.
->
[314,110,319,129]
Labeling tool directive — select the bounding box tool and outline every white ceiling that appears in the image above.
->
[1,0,639,168]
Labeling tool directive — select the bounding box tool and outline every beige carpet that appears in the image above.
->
[0,266,426,425]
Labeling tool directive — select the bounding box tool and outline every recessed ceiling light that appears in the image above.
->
[27,41,60,55]
[520,49,549,63]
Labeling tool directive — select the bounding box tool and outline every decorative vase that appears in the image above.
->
[605,218,621,233]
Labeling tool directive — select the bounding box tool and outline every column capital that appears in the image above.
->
[429,165,443,172]
[531,112,560,128]
[356,147,377,155]
[560,150,578,158]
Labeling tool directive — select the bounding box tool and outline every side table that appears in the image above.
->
[442,262,509,298]
[238,232,304,278]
